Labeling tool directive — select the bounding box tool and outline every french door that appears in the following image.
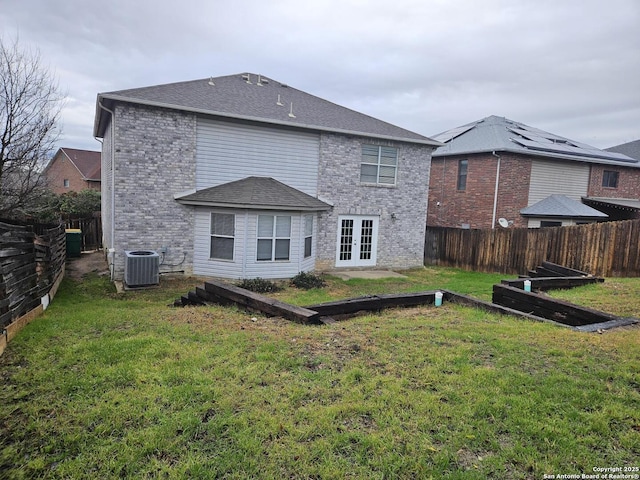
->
[335,215,379,267]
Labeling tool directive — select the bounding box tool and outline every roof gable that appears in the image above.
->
[95,73,440,146]
[433,115,639,167]
[520,194,607,218]
[606,139,640,161]
[61,148,101,180]
[175,176,332,211]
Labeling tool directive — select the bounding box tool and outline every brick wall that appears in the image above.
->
[428,153,532,229]
[316,133,433,270]
[588,165,640,198]
[44,152,89,194]
[111,104,196,279]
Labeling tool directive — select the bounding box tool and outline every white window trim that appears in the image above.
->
[360,145,398,186]
[303,214,313,259]
[210,212,235,261]
[257,215,292,262]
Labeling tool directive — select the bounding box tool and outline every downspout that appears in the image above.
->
[98,101,116,279]
[491,151,501,229]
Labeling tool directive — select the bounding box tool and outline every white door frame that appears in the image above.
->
[335,215,379,267]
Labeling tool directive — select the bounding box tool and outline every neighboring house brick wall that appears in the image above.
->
[588,165,640,198]
[110,104,196,279]
[316,133,431,270]
[45,153,86,194]
[427,153,531,229]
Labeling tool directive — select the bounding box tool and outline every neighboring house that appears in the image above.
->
[427,116,640,229]
[93,73,440,282]
[606,139,640,161]
[43,147,101,194]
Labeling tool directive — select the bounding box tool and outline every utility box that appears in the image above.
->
[124,250,160,287]
[65,229,82,258]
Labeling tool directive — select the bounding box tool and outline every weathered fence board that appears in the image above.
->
[425,220,640,277]
[65,216,102,251]
[0,221,66,331]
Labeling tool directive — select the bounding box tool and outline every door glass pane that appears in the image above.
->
[340,219,353,261]
[257,239,272,261]
[360,219,373,260]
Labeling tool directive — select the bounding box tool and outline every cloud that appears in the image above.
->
[1,0,638,151]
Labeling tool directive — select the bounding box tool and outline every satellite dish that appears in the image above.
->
[498,218,510,228]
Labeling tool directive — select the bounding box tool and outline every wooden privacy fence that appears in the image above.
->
[424,219,640,277]
[1,221,66,355]
[65,215,102,251]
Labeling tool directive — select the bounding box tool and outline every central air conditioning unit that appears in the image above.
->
[124,250,160,287]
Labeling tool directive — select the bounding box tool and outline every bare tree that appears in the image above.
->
[0,36,64,220]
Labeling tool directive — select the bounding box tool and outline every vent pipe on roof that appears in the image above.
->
[257,75,268,86]
[288,102,296,118]
[276,94,283,106]
[242,73,252,84]
[208,77,215,86]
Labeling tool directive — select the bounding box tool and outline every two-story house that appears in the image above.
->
[43,148,101,194]
[427,116,640,229]
[93,73,440,282]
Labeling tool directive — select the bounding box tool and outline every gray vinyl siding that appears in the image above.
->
[196,118,320,195]
[527,159,590,205]
[193,208,316,279]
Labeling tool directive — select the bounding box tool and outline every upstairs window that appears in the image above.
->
[457,159,468,190]
[63,179,70,188]
[602,170,619,188]
[360,145,397,185]
[257,215,291,261]
[210,213,235,260]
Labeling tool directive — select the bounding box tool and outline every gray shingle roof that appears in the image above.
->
[432,115,639,167]
[95,73,440,146]
[175,176,332,211]
[61,148,101,180]
[520,194,607,218]
[606,139,640,161]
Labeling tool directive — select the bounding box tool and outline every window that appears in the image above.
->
[303,215,313,258]
[360,145,398,185]
[602,170,619,188]
[457,160,468,190]
[63,179,70,188]
[540,221,562,228]
[257,215,291,261]
[210,213,235,260]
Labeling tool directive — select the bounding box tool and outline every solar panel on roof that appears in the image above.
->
[512,137,638,162]
[432,123,476,143]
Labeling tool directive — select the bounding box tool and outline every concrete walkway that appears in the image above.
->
[327,270,407,280]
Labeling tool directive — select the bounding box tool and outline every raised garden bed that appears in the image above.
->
[174,262,638,332]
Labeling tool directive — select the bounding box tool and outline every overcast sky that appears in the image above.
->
[1,0,639,153]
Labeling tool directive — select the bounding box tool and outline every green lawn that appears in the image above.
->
[1,268,638,479]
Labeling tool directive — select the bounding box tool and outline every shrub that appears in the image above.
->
[237,278,283,293]
[290,271,326,290]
